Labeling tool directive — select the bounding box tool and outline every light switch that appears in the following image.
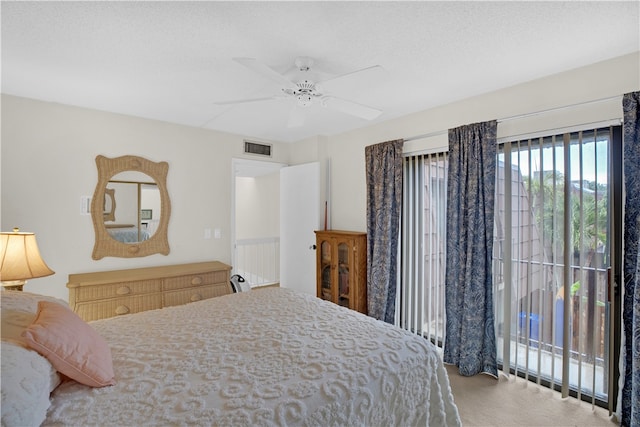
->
[81,196,91,215]
[214,228,221,239]
[204,228,212,239]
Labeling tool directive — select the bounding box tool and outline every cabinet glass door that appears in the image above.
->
[337,242,350,308]
[320,240,332,301]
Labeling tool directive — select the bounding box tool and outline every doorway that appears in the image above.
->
[232,159,320,292]
[232,159,285,288]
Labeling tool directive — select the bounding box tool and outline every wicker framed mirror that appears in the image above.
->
[91,155,171,260]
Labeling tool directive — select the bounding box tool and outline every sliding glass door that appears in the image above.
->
[493,126,621,408]
[399,125,622,409]
[399,152,448,346]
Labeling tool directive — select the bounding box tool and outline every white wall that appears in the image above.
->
[2,52,638,301]
[323,52,640,232]
[289,135,331,229]
[141,185,161,235]
[107,182,138,225]
[0,95,290,300]
[235,172,280,239]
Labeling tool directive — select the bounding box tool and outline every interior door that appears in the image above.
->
[280,162,320,295]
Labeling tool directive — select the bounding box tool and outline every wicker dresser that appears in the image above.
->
[67,261,232,321]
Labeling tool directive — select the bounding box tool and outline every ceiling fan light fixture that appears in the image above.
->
[296,93,313,107]
[220,56,385,121]
[296,80,315,91]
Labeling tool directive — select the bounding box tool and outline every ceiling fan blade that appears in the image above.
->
[233,58,297,89]
[287,105,305,128]
[214,96,281,106]
[318,65,386,93]
[321,96,382,121]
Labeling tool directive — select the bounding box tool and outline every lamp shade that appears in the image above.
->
[0,230,54,281]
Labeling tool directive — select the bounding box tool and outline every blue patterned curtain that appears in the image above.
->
[365,139,404,323]
[443,121,498,377]
[620,91,640,427]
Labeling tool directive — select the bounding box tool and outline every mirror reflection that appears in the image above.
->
[103,188,116,222]
[104,171,160,243]
[91,155,170,260]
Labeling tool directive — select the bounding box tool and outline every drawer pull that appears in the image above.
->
[127,245,140,254]
[190,293,202,302]
[115,305,130,315]
[191,276,203,285]
[116,286,131,295]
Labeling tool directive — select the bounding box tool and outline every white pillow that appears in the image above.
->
[1,290,68,426]
[1,341,58,427]
[1,289,68,314]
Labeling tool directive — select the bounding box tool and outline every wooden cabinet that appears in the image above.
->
[67,261,231,321]
[315,230,367,314]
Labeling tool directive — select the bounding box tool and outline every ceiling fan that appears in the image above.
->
[215,56,385,128]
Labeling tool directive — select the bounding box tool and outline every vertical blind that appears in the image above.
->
[494,127,615,409]
[399,125,619,410]
[398,152,448,348]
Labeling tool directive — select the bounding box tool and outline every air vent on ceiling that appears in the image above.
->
[244,141,272,157]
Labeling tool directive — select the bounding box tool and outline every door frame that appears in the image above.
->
[231,158,287,277]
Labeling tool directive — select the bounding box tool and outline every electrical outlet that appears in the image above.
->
[214,228,221,239]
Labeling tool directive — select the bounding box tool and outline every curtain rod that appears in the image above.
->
[403,95,623,143]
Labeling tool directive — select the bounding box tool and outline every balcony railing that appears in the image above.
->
[235,237,280,287]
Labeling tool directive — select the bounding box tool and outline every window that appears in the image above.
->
[400,125,622,409]
[494,126,621,407]
[399,152,448,347]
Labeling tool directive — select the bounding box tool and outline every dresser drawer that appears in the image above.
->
[73,279,162,302]
[68,262,232,321]
[163,283,231,307]
[74,294,163,321]
[163,271,228,291]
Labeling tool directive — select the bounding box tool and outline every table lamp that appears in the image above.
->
[0,228,54,291]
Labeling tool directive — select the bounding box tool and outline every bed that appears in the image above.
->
[1,287,460,426]
[105,226,150,243]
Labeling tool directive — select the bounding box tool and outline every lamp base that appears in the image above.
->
[1,280,26,291]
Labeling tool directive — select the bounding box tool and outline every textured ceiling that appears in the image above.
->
[2,1,639,143]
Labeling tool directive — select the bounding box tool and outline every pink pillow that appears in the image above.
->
[21,301,116,388]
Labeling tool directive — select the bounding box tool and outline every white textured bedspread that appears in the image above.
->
[45,288,460,426]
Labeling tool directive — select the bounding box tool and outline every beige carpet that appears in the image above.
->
[446,365,617,427]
